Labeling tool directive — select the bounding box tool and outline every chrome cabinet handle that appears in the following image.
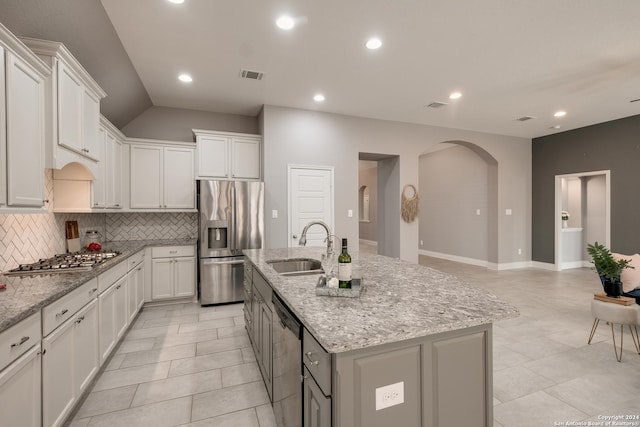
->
[10,336,30,348]
[169,250,178,254]
[90,288,98,295]
[305,352,319,365]
[37,349,46,356]
[56,309,68,318]
[116,285,121,290]
[75,315,85,325]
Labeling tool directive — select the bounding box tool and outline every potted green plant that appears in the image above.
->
[586,241,633,297]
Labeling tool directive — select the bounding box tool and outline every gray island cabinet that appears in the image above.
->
[243,248,518,427]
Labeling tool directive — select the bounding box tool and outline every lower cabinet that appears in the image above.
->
[150,246,196,301]
[303,367,332,427]
[249,268,273,401]
[127,259,145,324]
[114,276,129,341]
[42,299,99,427]
[0,311,42,426]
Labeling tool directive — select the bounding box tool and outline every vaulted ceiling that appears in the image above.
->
[2,0,640,138]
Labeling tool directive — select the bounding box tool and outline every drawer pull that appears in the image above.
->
[90,288,98,294]
[56,309,68,318]
[116,285,121,290]
[75,315,85,325]
[305,352,319,365]
[169,250,178,254]
[10,336,30,348]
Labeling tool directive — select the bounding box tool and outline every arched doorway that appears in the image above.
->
[418,141,499,267]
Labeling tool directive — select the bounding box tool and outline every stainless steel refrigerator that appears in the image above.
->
[198,180,264,305]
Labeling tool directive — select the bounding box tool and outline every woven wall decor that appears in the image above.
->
[401,184,419,223]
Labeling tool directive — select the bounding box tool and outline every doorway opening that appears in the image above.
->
[555,170,610,270]
[358,153,400,258]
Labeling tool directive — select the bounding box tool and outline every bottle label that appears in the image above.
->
[338,263,352,281]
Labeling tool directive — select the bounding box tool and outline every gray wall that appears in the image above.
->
[262,105,531,265]
[122,106,259,141]
[419,145,489,262]
[358,165,378,242]
[532,114,640,263]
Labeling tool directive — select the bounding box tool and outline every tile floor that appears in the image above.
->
[69,247,640,427]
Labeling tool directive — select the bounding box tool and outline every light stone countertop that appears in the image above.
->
[0,239,197,334]
[244,247,519,354]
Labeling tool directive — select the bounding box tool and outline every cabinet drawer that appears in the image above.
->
[303,328,332,396]
[98,259,128,294]
[128,250,145,272]
[42,278,98,336]
[0,311,41,371]
[151,245,195,258]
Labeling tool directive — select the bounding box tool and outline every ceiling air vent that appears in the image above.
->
[514,115,536,122]
[240,69,264,80]
[425,101,448,109]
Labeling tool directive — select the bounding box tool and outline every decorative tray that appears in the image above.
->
[315,276,362,298]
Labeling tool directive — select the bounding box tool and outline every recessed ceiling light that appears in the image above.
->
[276,15,295,30]
[178,73,192,83]
[313,94,325,102]
[554,110,567,118]
[449,92,462,100]
[167,0,184,4]
[365,38,382,50]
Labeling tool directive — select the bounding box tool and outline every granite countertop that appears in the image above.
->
[244,248,519,354]
[0,239,197,334]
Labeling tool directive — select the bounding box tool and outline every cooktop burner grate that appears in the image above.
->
[5,251,120,275]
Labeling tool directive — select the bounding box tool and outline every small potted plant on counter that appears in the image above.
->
[586,241,633,297]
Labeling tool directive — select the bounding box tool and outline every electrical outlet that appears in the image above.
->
[272,210,278,219]
[476,209,481,215]
[375,381,404,410]
[506,209,512,216]
[420,240,424,246]
[348,209,353,218]
[518,248,522,255]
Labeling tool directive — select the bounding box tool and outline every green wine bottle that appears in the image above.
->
[338,238,352,288]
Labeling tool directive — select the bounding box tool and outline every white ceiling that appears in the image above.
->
[101,0,640,138]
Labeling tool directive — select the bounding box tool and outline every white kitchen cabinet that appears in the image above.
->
[0,26,50,211]
[151,245,196,301]
[114,276,129,341]
[0,344,42,427]
[127,252,145,323]
[0,311,42,427]
[97,262,128,365]
[194,129,261,180]
[129,139,196,210]
[42,298,99,427]
[92,116,124,210]
[98,282,117,365]
[20,37,106,169]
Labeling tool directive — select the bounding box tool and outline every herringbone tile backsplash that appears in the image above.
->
[106,212,197,241]
[0,170,197,272]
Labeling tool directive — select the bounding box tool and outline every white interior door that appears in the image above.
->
[288,166,334,248]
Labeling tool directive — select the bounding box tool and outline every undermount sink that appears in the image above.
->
[267,258,323,276]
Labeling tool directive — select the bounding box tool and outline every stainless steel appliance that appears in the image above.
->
[272,294,302,427]
[198,180,264,305]
[5,251,120,275]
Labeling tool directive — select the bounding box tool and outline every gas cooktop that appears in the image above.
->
[4,251,120,275]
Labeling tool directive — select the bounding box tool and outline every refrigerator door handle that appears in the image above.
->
[201,259,245,266]
[231,185,237,251]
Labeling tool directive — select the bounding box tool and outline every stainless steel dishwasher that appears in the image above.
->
[272,294,302,427]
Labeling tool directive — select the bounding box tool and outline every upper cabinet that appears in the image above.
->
[0,24,50,212]
[92,116,123,210]
[127,139,196,211]
[193,130,261,181]
[20,37,106,171]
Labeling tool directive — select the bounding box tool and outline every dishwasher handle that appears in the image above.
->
[273,294,301,339]
[200,259,245,266]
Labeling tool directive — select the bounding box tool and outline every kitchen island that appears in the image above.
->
[243,247,518,427]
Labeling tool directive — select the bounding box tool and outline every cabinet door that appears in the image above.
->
[303,368,332,427]
[163,147,195,209]
[260,302,273,398]
[106,133,122,208]
[127,268,139,323]
[174,257,196,298]
[114,276,129,340]
[0,344,42,427]
[251,293,261,358]
[231,137,261,180]
[135,263,145,309]
[92,126,107,208]
[197,135,229,178]
[152,258,174,300]
[73,299,99,395]
[5,51,45,207]
[98,284,117,365]
[81,88,100,160]
[57,61,83,154]
[42,316,75,427]
[130,145,163,209]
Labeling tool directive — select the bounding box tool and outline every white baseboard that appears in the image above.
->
[418,250,489,268]
[561,261,586,270]
[531,261,559,271]
[489,261,532,271]
[359,239,378,246]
